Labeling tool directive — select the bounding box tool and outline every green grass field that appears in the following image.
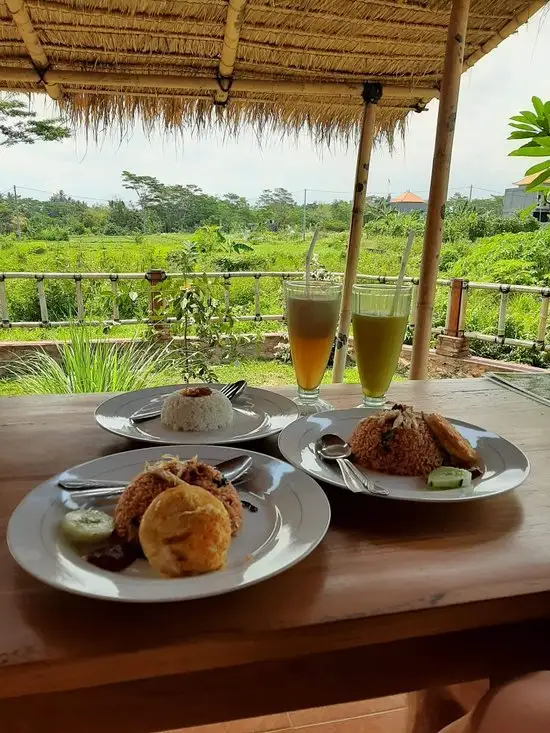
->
[1,228,549,369]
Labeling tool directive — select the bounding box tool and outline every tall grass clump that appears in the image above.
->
[6,330,175,394]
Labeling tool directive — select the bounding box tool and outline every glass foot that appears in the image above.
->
[293,387,334,416]
[356,394,388,410]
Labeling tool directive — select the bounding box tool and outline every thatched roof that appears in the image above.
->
[0,0,546,141]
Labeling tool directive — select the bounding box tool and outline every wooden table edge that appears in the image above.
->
[3,589,550,700]
[2,615,550,733]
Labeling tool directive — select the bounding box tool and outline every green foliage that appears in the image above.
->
[508,96,550,192]
[449,228,550,285]
[1,214,550,370]
[0,95,70,147]
[5,330,175,394]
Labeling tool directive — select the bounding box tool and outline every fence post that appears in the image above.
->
[537,288,550,350]
[74,275,84,324]
[0,274,9,326]
[435,278,470,358]
[146,269,169,339]
[35,274,49,326]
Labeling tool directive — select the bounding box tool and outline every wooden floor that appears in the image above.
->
[172,696,408,733]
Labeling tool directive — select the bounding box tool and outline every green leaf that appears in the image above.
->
[526,169,550,191]
[525,159,550,175]
[509,122,538,132]
[536,136,550,148]
[520,110,540,126]
[508,131,537,139]
[509,146,550,157]
[532,96,545,117]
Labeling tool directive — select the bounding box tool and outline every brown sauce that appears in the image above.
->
[87,538,140,573]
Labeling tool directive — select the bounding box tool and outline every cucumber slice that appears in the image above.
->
[61,509,114,543]
[426,467,472,490]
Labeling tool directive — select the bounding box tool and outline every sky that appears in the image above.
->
[1,7,549,206]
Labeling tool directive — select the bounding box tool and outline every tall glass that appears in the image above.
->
[352,284,412,408]
[284,280,342,414]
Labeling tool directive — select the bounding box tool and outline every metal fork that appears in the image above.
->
[129,380,247,423]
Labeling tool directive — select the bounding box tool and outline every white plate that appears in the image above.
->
[7,445,330,602]
[278,408,530,503]
[95,385,299,445]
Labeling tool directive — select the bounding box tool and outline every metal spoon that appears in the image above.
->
[314,434,389,496]
[130,380,247,423]
[59,455,253,501]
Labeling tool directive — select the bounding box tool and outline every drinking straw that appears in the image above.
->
[305,227,320,293]
[391,230,415,316]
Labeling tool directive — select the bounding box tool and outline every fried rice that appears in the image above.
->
[114,456,242,543]
[349,404,443,477]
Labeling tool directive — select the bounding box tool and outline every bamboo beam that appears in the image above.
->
[332,85,380,383]
[0,67,439,99]
[463,0,547,69]
[57,86,422,112]
[216,0,248,105]
[410,0,471,380]
[4,0,61,100]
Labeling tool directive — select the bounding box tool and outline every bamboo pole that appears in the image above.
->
[332,88,380,383]
[409,0,470,380]
[41,85,425,113]
[0,66,438,99]
[4,0,61,100]
[216,0,248,105]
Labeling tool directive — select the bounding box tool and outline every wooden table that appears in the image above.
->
[1,379,550,733]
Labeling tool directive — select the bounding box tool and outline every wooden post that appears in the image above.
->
[332,83,381,383]
[435,278,470,358]
[410,0,470,380]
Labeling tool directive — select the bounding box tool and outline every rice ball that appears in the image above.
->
[160,386,233,432]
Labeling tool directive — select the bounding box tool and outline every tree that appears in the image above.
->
[0,95,70,147]
[470,196,503,216]
[105,199,142,234]
[256,188,298,229]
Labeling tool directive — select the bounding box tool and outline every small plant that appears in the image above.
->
[161,231,254,382]
[274,336,291,363]
[309,253,333,281]
[6,329,174,394]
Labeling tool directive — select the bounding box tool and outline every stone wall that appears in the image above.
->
[0,333,545,379]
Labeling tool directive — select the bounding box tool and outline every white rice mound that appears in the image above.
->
[160,388,234,432]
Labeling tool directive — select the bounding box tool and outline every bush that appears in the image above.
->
[35,226,70,241]
[212,253,276,271]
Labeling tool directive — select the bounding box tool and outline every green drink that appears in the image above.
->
[352,284,412,408]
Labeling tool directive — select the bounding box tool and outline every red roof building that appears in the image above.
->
[389,191,427,212]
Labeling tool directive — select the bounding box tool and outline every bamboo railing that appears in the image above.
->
[0,270,549,355]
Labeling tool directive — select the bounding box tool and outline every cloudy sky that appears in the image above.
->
[1,7,549,206]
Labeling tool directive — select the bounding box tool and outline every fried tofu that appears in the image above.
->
[424,413,478,468]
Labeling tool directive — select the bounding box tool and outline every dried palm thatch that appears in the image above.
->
[0,0,546,141]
